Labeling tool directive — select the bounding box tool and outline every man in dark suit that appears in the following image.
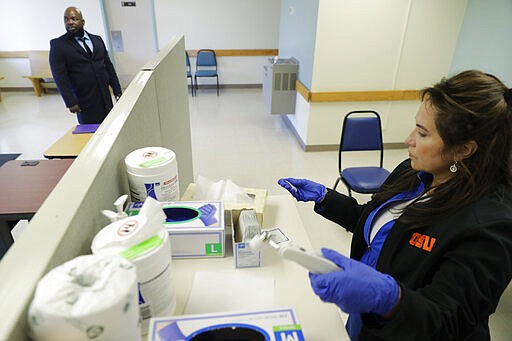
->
[49,7,122,124]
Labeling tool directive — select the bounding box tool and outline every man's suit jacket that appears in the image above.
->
[49,31,122,124]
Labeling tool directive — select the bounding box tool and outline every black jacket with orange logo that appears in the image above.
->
[314,159,512,340]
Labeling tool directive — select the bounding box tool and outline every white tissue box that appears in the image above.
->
[148,307,304,341]
[126,201,225,258]
[181,183,267,227]
[231,209,262,268]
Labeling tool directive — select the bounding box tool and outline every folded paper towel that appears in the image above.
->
[193,175,254,204]
[28,254,140,341]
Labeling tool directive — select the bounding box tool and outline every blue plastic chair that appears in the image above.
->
[194,49,219,95]
[333,110,390,196]
[185,51,194,96]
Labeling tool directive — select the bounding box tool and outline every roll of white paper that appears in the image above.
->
[28,254,141,341]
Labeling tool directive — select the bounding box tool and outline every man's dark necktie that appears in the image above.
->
[79,37,93,57]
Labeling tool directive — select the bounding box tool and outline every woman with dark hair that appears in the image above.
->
[279,70,512,340]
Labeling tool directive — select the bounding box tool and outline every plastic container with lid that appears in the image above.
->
[92,197,176,334]
[125,147,179,202]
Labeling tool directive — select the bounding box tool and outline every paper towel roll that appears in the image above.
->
[28,254,141,341]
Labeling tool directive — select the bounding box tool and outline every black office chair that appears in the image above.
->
[185,51,194,96]
[333,110,390,196]
[194,49,219,95]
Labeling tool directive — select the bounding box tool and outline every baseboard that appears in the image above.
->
[194,84,262,89]
[1,84,263,92]
[305,144,338,152]
[0,87,34,92]
[383,143,408,149]
[0,87,60,95]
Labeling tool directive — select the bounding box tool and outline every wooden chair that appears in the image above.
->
[23,51,56,96]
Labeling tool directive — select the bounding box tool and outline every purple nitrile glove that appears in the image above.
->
[309,248,400,315]
[278,178,326,204]
[198,204,217,226]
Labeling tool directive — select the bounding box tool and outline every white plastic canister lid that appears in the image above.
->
[91,216,170,282]
[125,147,176,177]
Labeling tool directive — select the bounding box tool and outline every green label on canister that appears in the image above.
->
[139,156,168,168]
[121,235,164,260]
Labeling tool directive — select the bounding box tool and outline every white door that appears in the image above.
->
[102,0,158,88]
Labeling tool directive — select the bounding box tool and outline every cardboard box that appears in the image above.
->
[181,183,267,227]
[126,201,225,258]
[231,209,262,268]
[148,307,305,341]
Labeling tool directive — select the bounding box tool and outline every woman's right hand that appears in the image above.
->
[278,178,326,203]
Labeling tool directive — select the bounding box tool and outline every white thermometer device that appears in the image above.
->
[249,231,341,274]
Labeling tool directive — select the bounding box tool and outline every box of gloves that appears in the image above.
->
[126,201,225,258]
[148,307,305,341]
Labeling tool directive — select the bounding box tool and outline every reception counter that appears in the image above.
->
[167,195,349,340]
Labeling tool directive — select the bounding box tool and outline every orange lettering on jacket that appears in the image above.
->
[409,232,436,252]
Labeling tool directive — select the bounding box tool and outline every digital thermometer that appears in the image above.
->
[249,231,341,274]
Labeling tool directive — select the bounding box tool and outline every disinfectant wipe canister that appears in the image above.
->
[27,254,140,341]
[92,197,176,335]
[125,147,179,202]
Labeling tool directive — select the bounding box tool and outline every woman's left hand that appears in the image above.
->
[277,178,326,203]
[309,248,400,315]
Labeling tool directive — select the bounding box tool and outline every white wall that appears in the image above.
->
[154,0,281,85]
[0,1,106,50]
[0,0,106,87]
[154,0,279,50]
[286,0,467,147]
[312,0,410,91]
[0,0,281,87]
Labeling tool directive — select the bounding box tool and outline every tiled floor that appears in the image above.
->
[0,88,510,339]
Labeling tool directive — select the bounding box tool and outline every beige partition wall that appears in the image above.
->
[0,36,193,341]
[142,39,194,191]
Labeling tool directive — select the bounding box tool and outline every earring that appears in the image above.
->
[450,161,458,173]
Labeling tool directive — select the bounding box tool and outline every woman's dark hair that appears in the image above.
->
[374,70,512,225]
